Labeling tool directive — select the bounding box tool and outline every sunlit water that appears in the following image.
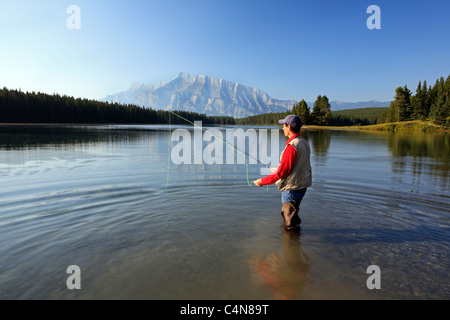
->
[0,124,448,300]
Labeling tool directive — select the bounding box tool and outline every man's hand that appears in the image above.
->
[253,179,263,187]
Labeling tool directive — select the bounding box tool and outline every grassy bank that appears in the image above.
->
[304,120,449,132]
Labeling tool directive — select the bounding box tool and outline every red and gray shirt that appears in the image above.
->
[261,133,312,191]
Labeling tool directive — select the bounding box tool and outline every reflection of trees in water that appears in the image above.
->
[249,229,311,300]
[307,130,331,166]
[387,132,449,182]
[0,125,167,151]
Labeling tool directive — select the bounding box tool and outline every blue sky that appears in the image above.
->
[1,0,449,103]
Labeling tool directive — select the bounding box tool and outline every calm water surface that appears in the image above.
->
[0,124,448,299]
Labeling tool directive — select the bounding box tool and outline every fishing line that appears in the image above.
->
[167,110,270,169]
[165,110,271,188]
[165,110,172,191]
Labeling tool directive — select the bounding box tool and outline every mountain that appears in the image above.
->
[103,72,295,118]
[103,72,391,118]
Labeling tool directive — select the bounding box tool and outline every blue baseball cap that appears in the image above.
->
[279,115,302,128]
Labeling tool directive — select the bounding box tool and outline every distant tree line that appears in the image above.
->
[235,107,388,126]
[291,95,387,126]
[292,95,331,125]
[237,75,449,127]
[236,95,383,126]
[2,74,447,127]
[386,75,449,125]
[234,111,288,126]
[328,107,388,126]
[0,87,235,125]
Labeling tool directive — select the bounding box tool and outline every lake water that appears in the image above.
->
[0,124,448,300]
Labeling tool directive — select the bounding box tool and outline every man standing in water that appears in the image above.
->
[254,115,312,230]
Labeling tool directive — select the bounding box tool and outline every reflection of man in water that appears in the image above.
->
[250,228,311,299]
[254,115,312,230]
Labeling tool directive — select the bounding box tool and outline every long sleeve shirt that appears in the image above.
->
[260,133,300,186]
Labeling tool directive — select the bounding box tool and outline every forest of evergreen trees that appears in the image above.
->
[234,107,388,127]
[386,75,449,125]
[1,74,447,127]
[0,87,235,125]
[237,75,449,127]
[328,107,388,126]
[292,96,332,126]
[236,95,373,126]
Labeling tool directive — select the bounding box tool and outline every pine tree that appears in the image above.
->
[427,79,439,118]
[412,80,429,120]
[292,102,300,117]
[422,80,430,118]
[386,100,398,123]
[429,76,449,125]
[297,99,310,125]
[395,85,413,121]
[311,95,331,125]
[310,95,321,125]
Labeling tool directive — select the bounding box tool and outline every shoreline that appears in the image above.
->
[0,120,448,132]
[303,120,449,133]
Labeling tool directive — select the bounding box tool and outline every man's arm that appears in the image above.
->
[254,145,297,187]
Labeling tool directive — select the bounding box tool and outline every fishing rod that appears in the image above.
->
[167,110,271,169]
[164,110,272,190]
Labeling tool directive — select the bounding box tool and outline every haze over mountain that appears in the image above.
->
[103,72,391,118]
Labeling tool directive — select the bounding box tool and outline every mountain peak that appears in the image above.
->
[177,71,192,80]
[103,72,391,117]
[130,81,143,90]
[103,72,293,118]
